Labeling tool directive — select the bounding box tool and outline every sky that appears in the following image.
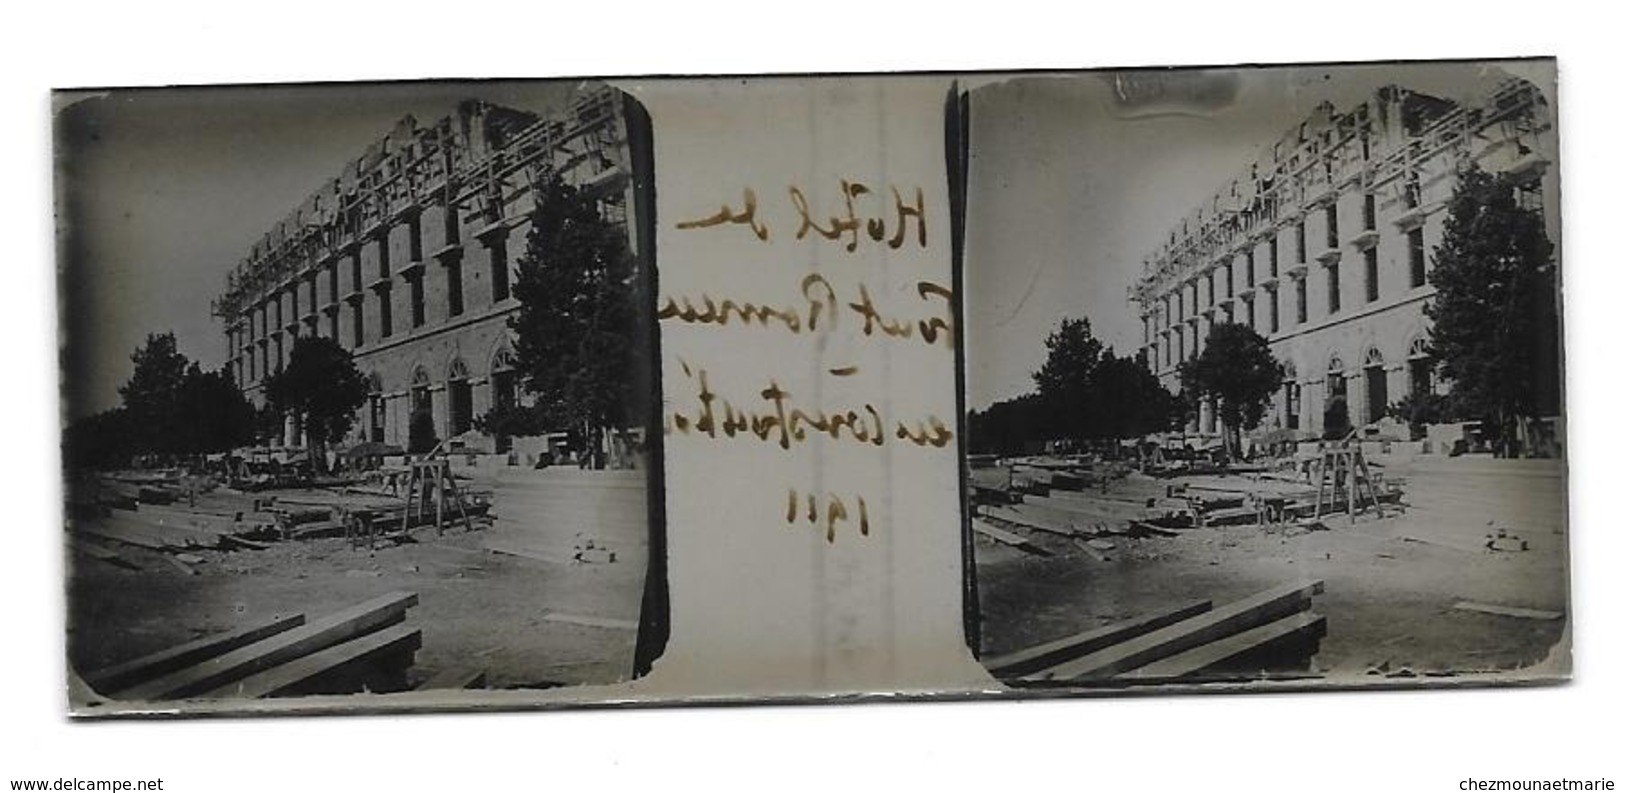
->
[961,60,1548,410]
[55,79,581,419]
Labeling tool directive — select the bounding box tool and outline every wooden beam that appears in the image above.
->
[416,667,488,691]
[1453,601,1564,621]
[203,623,422,699]
[1022,580,1324,683]
[114,592,418,701]
[985,600,1213,678]
[84,613,306,694]
[971,519,1052,556]
[67,538,140,570]
[1116,611,1327,680]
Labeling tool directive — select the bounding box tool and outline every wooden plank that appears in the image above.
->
[971,519,1052,556]
[1117,611,1327,680]
[542,613,640,631]
[1023,580,1324,682]
[203,623,422,699]
[114,592,417,701]
[1453,601,1565,621]
[985,600,1213,678]
[67,538,140,570]
[416,667,488,691]
[982,505,1080,537]
[84,613,306,694]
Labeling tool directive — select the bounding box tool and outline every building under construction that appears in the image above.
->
[213,84,645,455]
[1129,79,1559,444]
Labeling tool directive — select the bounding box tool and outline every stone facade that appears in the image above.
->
[214,86,639,452]
[1128,79,1558,440]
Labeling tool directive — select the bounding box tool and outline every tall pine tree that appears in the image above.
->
[1424,163,1558,457]
[504,175,644,468]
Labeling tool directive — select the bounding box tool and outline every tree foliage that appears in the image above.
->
[503,175,645,468]
[1423,163,1559,456]
[967,317,1177,454]
[264,336,368,463]
[65,333,256,468]
[1177,322,1285,454]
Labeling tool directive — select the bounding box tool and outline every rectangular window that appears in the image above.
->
[1268,289,1279,334]
[1246,249,1256,287]
[1325,203,1339,249]
[1295,222,1307,263]
[1327,263,1341,314]
[490,240,510,303]
[1268,236,1278,279]
[352,303,364,348]
[445,203,461,245]
[1408,227,1427,287]
[408,215,423,261]
[1295,277,1308,325]
[1404,176,1421,209]
[1365,246,1379,303]
[379,291,392,338]
[377,235,391,280]
[410,277,425,328]
[1225,262,1234,298]
[1362,193,1377,231]
[1246,299,1256,330]
[447,260,465,317]
[1206,272,1215,305]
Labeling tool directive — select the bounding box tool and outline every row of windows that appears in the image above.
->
[232,240,512,384]
[1144,228,1429,371]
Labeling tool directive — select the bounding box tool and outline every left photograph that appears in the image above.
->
[55,79,663,713]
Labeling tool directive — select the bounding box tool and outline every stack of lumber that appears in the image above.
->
[275,487,491,540]
[83,592,422,701]
[985,580,1326,685]
[482,468,648,567]
[73,507,272,553]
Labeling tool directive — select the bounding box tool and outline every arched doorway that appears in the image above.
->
[1324,354,1349,438]
[1283,361,1301,431]
[1363,348,1387,426]
[447,358,473,437]
[367,372,385,443]
[490,348,519,453]
[409,366,435,453]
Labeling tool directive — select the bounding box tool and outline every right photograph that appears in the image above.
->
[961,60,1567,688]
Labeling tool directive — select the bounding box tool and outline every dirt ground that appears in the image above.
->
[67,515,648,696]
[975,456,1570,681]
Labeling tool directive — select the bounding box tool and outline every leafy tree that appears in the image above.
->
[1322,396,1351,441]
[264,336,368,471]
[1387,391,1456,441]
[472,402,546,444]
[1031,317,1105,442]
[966,393,1052,456]
[63,407,135,470]
[1091,350,1178,445]
[1178,322,1285,456]
[119,332,191,454]
[408,408,439,455]
[1424,163,1559,457]
[504,175,645,469]
[172,364,257,455]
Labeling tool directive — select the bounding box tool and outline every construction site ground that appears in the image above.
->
[975,456,1569,680]
[67,514,646,694]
